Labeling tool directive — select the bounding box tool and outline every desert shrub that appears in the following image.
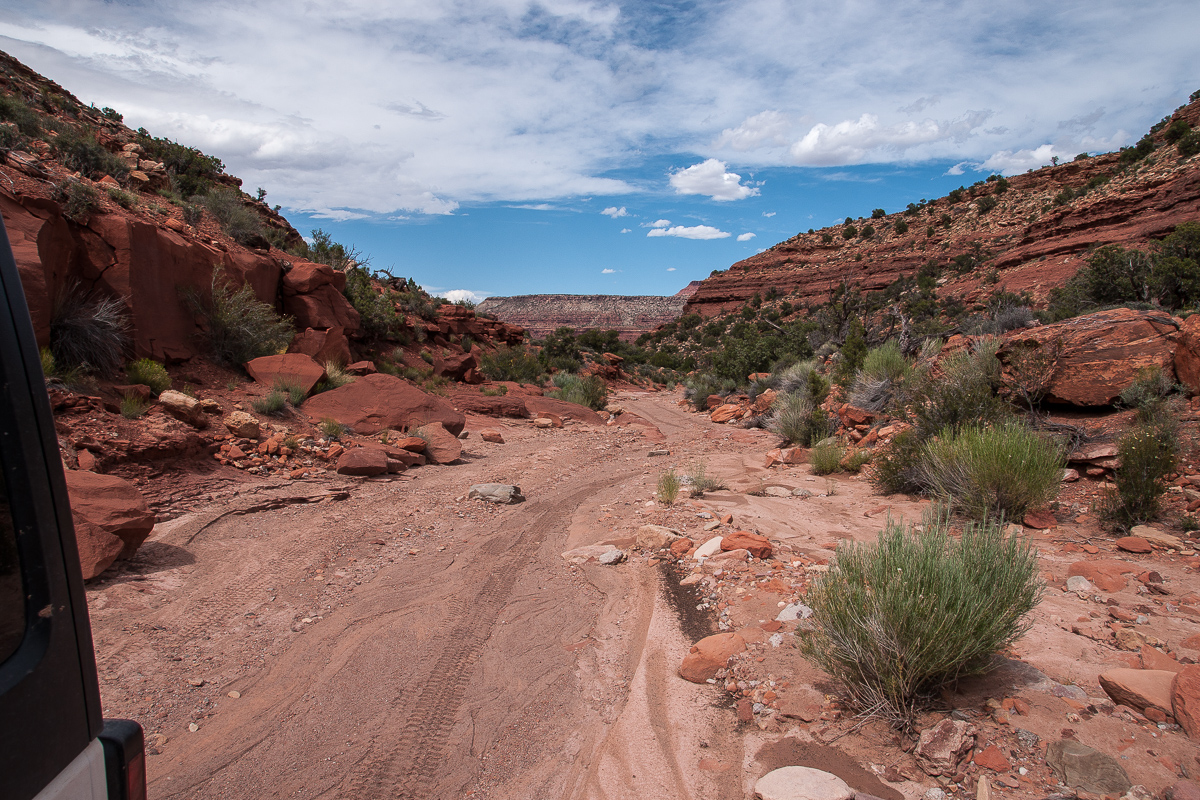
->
[313,361,354,394]
[0,95,42,137]
[850,341,911,413]
[869,430,927,496]
[1102,407,1179,529]
[51,180,99,224]
[1179,130,1200,158]
[182,202,203,225]
[977,195,999,214]
[909,342,1006,440]
[1118,365,1178,408]
[104,186,137,209]
[136,131,225,197]
[125,358,170,395]
[481,384,508,397]
[916,422,1065,520]
[821,232,833,244]
[480,345,543,383]
[800,507,1041,725]
[53,127,128,181]
[49,282,129,376]
[419,349,433,364]
[810,441,844,475]
[199,188,264,245]
[185,270,294,367]
[252,390,288,416]
[684,462,725,497]
[120,395,150,419]
[684,374,737,411]
[274,378,307,406]
[842,225,857,240]
[318,417,347,440]
[844,449,872,473]
[548,373,607,411]
[343,265,399,337]
[657,468,680,505]
[893,219,908,235]
[770,392,831,447]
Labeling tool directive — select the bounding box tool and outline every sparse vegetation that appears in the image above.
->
[800,507,1041,726]
[252,390,288,416]
[809,440,844,475]
[479,345,543,384]
[274,378,308,407]
[481,384,508,397]
[51,180,99,224]
[548,373,607,411]
[120,395,150,419]
[657,468,680,505]
[319,417,347,440]
[684,462,725,497]
[49,281,129,376]
[185,269,294,367]
[199,188,264,245]
[1102,402,1180,529]
[125,358,170,395]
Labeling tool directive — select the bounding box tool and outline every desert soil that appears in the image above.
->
[86,390,1200,799]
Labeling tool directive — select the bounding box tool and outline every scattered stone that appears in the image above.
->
[1116,536,1153,554]
[752,766,854,800]
[561,544,624,565]
[1023,509,1056,530]
[1114,628,1146,651]
[479,429,505,444]
[534,418,554,429]
[1174,665,1200,738]
[223,410,260,439]
[915,719,976,777]
[336,448,389,477]
[468,484,525,504]
[597,549,625,566]
[1046,739,1131,795]
[227,690,241,699]
[1067,560,1134,592]
[922,790,947,800]
[1098,669,1176,715]
[792,488,813,498]
[1062,468,1080,482]
[64,471,156,580]
[1129,525,1186,550]
[679,632,746,683]
[158,390,208,428]
[708,548,750,565]
[720,531,772,559]
[245,353,325,397]
[693,536,724,560]
[636,524,681,550]
[972,744,1010,772]
[1140,645,1183,673]
[457,431,470,440]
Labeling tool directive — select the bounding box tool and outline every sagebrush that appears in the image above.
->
[125,358,170,395]
[186,270,294,366]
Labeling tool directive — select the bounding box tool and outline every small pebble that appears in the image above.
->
[227,690,241,699]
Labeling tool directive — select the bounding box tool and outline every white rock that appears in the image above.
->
[561,544,623,565]
[776,603,814,622]
[693,536,724,560]
[636,524,681,550]
[1066,575,1094,593]
[753,766,853,800]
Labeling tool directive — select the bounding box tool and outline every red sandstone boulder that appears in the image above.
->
[1116,536,1153,554]
[64,471,155,580]
[1023,509,1057,530]
[288,327,353,367]
[721,531,773,559]
[1175,314,1200,395]
[996,308,1179,406]
[434,351,480,382]
[678,632,746,683]
[1173,665,1200,738]
[281,261,344,294]
[480,429,505,444]
[1098,668,1176,715]
[524,396,605,425]
[245,353,326,396]
[710,404,741,423]
[336,448,389,476]
[417,422,463,464]
[282,286,361,332]
[301,373,464,435]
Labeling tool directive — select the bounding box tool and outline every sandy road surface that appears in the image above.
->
[87,391,750,799]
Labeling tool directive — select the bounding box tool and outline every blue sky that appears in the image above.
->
[1,1,1197,300]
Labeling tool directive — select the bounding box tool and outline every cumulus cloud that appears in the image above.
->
[668,159,759,201]
[601,268,615,273]
[737,232,756,241]
[647,225,731,240]
[647,219,671,228]
[715,110,789,150]
[440,289,488,304]
[620,227,630,233]
[789,111,992,165]
[601,206,628,218]
[979,144,1063,174]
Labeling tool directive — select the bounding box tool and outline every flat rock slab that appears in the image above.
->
[1097,668,1176,713]
[336,448,389,477]
[636,524,681,550]
[302,373,464,436]
[561,544,624,565]
[468,484,525,504]
[1067,559,1135,592]
[1046,739,1131,795]
[245,353,326,396]
[721,530,772,559]
[753,766,854,800]
[1175,665,1200,738]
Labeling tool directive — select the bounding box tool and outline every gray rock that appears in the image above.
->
[562,544,623,565]
[597,548,625,566]
[1066,575,1094,593]
[765,485,793,497]
[792,488,814,498]
[753,766,854,800]
[1046,739,1131,795]
[467,483,525,504]
[922,790,948,800]
[648,449,670,456]
[776,603,814,622]
[636,524,681,550]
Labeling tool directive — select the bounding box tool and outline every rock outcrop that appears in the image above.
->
[476,294,688,340]
[301,373,465,436]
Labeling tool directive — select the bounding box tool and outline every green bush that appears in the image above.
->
[49,281,129,376]
[685,374,737,411]
[252,390,288,416]
[1119,365,1178,408]
[104,186,137,209]
[185,269,294,366]
[481,384,508,397]
[1103,407,1179,529]
[479,345,543,383]
[0,95,43,137]
[800,507,1042,725]
[199,188,264,245]
[770,391,830,447]
[916,422,1065,520]
[125,358,170,395]
[343,265,399,338]
[51,180,99,224]
[684,462,725,497]
[53,127,128,181]
[548,373,607,411]
[909,342,1007,440]
[844,449,872,473]
[810,441,844,475]
[1179,130,1200,158]
[318,417,346,440]
[893,219,908,235]
[657,468,680,505]
[869,429,926,496]
[274,378,307,406]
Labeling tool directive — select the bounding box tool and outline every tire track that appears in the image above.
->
[339,472,636,799]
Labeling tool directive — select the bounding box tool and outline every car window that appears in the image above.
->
[0,467,23,663]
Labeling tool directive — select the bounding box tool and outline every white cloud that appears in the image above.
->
[944,162,968,176]
[666,267,677,271]
[978,144,1062,174]
[601,206,629,218]
[440,289,489,304]
[715,110,789,150]
[669,158,759,201]
[620,228,631,233]
[647,219,671,228]
[737,232,756,241]
[601,268,615,273]
[762,211,776,218]
[647,225,731,240]
[789,111,992,166]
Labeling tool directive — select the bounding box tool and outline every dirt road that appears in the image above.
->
[88,390,752,799]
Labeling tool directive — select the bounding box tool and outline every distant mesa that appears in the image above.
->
[476,292,690,340]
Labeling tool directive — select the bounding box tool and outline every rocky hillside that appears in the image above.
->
[476,293,688,340]
[685,98,1200,319]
